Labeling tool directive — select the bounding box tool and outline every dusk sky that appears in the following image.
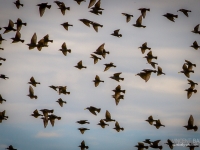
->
[0,0,200,150]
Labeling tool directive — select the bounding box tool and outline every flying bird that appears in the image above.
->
[133,15,146,28]
[43,34,53,45]
[104,62,116,71]
[58,86,70,95]
[191,24,200,34]
[185,87,197,99]
[28,77,40,87]
[190,41,200,50]
[49,85,58,91]
[79,140,89,150]
[56,98,67,107]
[138,42,151,54]
[48,114,61,127]
[177,9,191,17]
[183,115,198,131]
[91,22,103,32]
[27,86,37,99]
[26,33,38,50]
[145,115,157,125]
[14,18,27,31]
[113,121,124,132]
[31,109,43,118]
[59,42,71,56]
[85,106,101,115]
[163,13,178,22]
[103,110,115,122]
[187,79,198,89]
[93,75,104,87]
[138,8,150,18]
[93,43,109,59]
[165,139,174,149]
[112,85,125,101]
[122,13,133,23]
[110,72,124,82]
[3,20,16,34]
[78,128,90,134]
[61,22,73,31]
[111,29,122,37]
[37,3,51,17]
[153,119,165,129]
[112,94,124,106]
[0,94,6,104]
[79,19,93,27]
[187,143,199,150]
[58,2,70,15]
[40,109,54,118]
[90,54,101,64]
[143,51,157,63]
[178,63,194,78]
[6,145,17,150]
[0,110,8,122]
[97,119,109,128]
[157,66,165,76]
[150,140,162,150]
[74,60,87,69]
[0,74,9,80]
[135,142,148,150]
[77,120,90,124]
[14,0,23,9]
[11,31,24,43]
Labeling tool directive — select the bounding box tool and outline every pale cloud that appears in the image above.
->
[35,131,62,138]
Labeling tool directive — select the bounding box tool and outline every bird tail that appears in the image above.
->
[35,96,38,99]
[194,126,198,131]
[57,117,61,120]
[193,64,196,67]
[122,90,125,93]
[86,146,89,149]
[21,4,24,7]
[23,23,27,26]
[175,15,178,18]
[49,40,53,43]
[50,109,54,113]
[99,11,102,15]
[67,7,70,10]
[100,25,103,27]
[97,108,101,113]
[159,146,162,150]
[155,56,157,59]
[121,78,124,81]
[106,51,109,54]
[145,146,148,149]
[121,128,124,131]
[148,9,150,11]
[68,49,71,53]
[67,92,70,94]
[47,5,51,9]
[21,40,25,43]
[194,90,197,93]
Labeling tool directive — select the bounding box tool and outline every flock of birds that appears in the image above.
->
[0,0,199,150]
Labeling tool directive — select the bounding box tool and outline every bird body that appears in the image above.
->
[144,51,157,63]
[103,110,115,122]
[79,19,93,27]
[135,142,148,150]
[139,42,151,54]
[0,94,6,104]
[138,8,150,18]
[93,43,109,59]
[11,31,24,43]
[191,41,200,50]
[85,106,101,115]
[178,64,194,78]
[145,115,157,125]
[27,33,38,50]
[6,145,17,150]
[78,128,90,134]
[79,140,89,150]
[0,74,9,80]
[28,77,40,87]
[187,79,198,89]
[77,120,90,124]
[185,87,197,99]
[165,139,174,149]
[61,22,73,31]
[90,54,101,64]
[163,13,178,22]
[56,98,67,107]
[31,109,43,118]
[91,22,103,32]
[48,114,61,127]
[177,9,191,17]
[110,72,124,82]
[122,13,133,22]
[157,66,165,76]
[58,86,70,95]
[184,115,198,131]
[14,18,27,31]
[58,2,70,15]
[37,3,51,17]
[3,20,16,34]
[111,29,122,37]
[27,86,37,99]
[154,119,165,129]
[59,42,71,56]
[74,60,87,69]
[191,24,200,34]
[14,0,23,9]
[113,121,124,132]
[97,119,109,128]
[104,62,116,71]
[133,15,146,28]
[93,75,104,87]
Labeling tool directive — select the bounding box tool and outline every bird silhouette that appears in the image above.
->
[187,143,199,150]
[178,63,194,78]
[6,145,17,150]
[41,117,48,128]
[163,13,178,22]
[3,20,16,34]
[184,115,198,131]
[40,109,54,118]
[143,139,152,144]
[37,3,51,17]
[113,121,124,132]
[133,15,146,28]
[185,87,197,99]
[135,142,148,150]
[27,86,37,99]
[49,85,58,91]
[111,29,122,37]
[56,98,67,107]
[153,119,165,129]
[89,8,102,15]
[144,51,157,63]
[93,75,104,87]
[190,41,200,50]
[14,0,23,9]
[90,54,101,64]
[110,72,124,82]
[122,13,133,23]
[61,22,73,31]
[0,57,6,61]
[0,94,6,104]
[145,115,157,125]
[148,62,158,69]
[77,120,90,125]
[157,66,165,76]
[0,110,8,122]
[59,42,71,56]
[0,74,9,80]
[37,39,48,51]
[85,106,101,115]
[28,77,40,87]
[79,140,89,150]
[90,0,104,10]
[91,22,103,32]
[177,9,191,17]
[112,94,124,105]
[43,34,53,45]
[0,34,6,44]
[31,109,43,118]
[97,119,109,128]
[93,43,109,59]
[191,24,200,34]
[185,60,196,71]
[58,2,70,15]
[150,140,162,150]
[58,86,70,95]
[103,110,115,122]
[139,42,151,54]
[26,33,38,50]
[74,60,87,69]
[187,79,198,89]
[112,85,125,101]
[48,114,61,127]
[165,139,174,149]
[78,128,90,134]
[14,18,27,31]
[79,19,93,27]
[104,62,116,71]
[138,8,150,18]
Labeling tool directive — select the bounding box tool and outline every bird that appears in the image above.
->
[58,86,70,95]
[122,13,133,23]
[61,22,73,31]
[48,114,61,127]
[79,140,89,150]
[74,0,86,5]
[0,110,8,121]
[0,57,6,61]
[3,20,16,34]
[26,33,38,50]
[93,43,109,59]
[49,85,58,91]
[112,85,125,100]
[14,0,23,9]
[136,72,150,82]
[54,1,63,6]
[143,139,152,144]
[41,117,48,128]
[165,139,174,149]
[0,34,6,44]
[78,128,90,134]
[91,22,103,32]
[139,42,151,54]
[85,106,101,115]
[90,0,104,11]
[0,94,6,104]
[0,48,4,50]
[177,9,191,17]
[40,109,54,118]
[104,62,116,71]
[184,115,198,131]
[191,24,200,34]
[148,62,158,69]
[190,41,200,50]
[56,98,67,107]
[93,75,104,87]
[28,77,40,87]
[89,8,102,15]
[138,8,150,18]
[185,60,196,71]
[97,119,109,128]
[11,31,24,43]
[185,87,197,99]
[74,60,87,69]
[178,63,194,78]
[163,13,178,22]
[145,115,157,125]
[14,18,27,31]
[6,145,17,150]
[187,79,198,89]
[157,66,165,76]
[110,72,124,82]
[111,29,122,37]
[135,142,148,150]
[88,0,96,8]
[90,54,101,64]
[186,143,199,150]
[144,51,157,63]
[112,94,124,105]
[31,109,43,118]
[59,42,71,56]
[77,120,90,125]
[113,121,124,132]
[43,34,53,45]
[37,3,51,17]
[133,15,146,28]
[79,19,93,27]
[103,110,115,122]
[37,39,48,51]
[27,86,37,99]
[0,74,9,80]
[153,119,165,129]
[58,2,70,15]
[150,140,162,150]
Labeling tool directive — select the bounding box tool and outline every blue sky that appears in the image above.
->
[0,0,200,150]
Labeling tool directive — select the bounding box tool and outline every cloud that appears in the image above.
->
[35,131,62,138]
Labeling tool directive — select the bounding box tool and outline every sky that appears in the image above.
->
[0,0,200,150]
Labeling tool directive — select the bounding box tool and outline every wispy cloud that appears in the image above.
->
[35,131,62,138]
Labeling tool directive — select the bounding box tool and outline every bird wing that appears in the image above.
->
[193,41,198,46]
[88,0,96,8]
[78,60,83,66]
[33,109,39,115]
[95,75,100,80]
[96,43,105,52]
[188,115,194,126]
[115,121,120,128]
[141,9,146,18]
[15,31,21,39]
[81,140,85,146]
[94,0,101,8]
[43,117,48,128]
[148,115,153,121]
[147,51,153,57]
[29,86,34,95]
[158,66,162,74]
[92,24,98,32]
[104,65,110,71]
[9,20,14,28]
[60,7,66,15]
[194,24,199,32]
[114,29,120,34]
[63,24,69,30]
[39,6,45,17]
[62,42,67,49]
[182,11,189,17]
[182,64,188,71]
[115,85,121,91]
[31,33,37,45]
[30,76,36,83]
[136,15,143,25]
[145,72,151,82]
[94,81,99,87]
[81,19,91,27]
[58,101,63,107]
[49,118,55,126]
[114,72,121,77]
[105,110,111,119]
[142,42,147,47]
[79,129,85,134]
